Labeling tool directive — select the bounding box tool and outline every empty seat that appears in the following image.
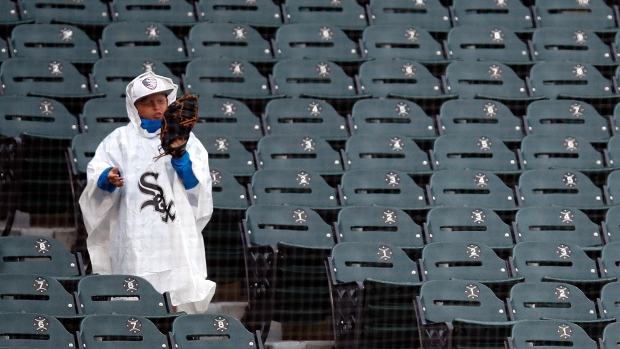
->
[446,26,531,66]
[343,133,432,174]
[438,99,524,143]
[81,97,129,134]
[520,134,606,172]
[110,0,197,27]
[0,312,76,349]
[208,168,249,211]
[76,314,169,349]
[601,321,620,349]
[605,170,620,206]
[513,206,603,251]
[192,97,262,143]
[192,132,255,177]
[188,22,275,63]
[602,206,620,243]
[427,169,517,210]
[534,0,617,32]
[525,99,611,143]
[197,0,283,29]
[531,27,614,66]
[282,0,367,31]
[451,0,535,33]
[263,98,348,142]
[274,23,364,63]
[361,24,447,63]
[20,0,111,27]
[599,242,620,279]
[367,0,451,33]
[339,168,428,210]
[350,98,437,140]
[506,319,599,349]
[10,23,100,64]
[0,0,32,28]
[431,134,520,173]
[0,236,83,277]
[600,281,620,321]
[517,169,606,208]
[170,314,260,349]
[0,273,77,316]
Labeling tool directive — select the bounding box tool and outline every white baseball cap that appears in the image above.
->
[131,72,174,103]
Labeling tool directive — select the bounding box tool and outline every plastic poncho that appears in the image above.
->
[79,72,216,312]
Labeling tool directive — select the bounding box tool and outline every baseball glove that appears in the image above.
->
[155,94,199,160]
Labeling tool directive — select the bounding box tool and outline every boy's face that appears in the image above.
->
[135,93,168,120]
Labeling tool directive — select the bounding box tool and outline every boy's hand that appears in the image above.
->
[108,167,124,187]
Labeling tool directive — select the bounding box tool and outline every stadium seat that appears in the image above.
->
[19,0,110,28]
[326,241,422,349]
[430,134,520,173]
[525,99,611,143]
[10,23,99,64]
[349,98,437,140]
[414,280,514,349]
[197,0,283,29]
[361,24,448,64]
[241,204,335,339]
[0,273,77,316]
[0,235,83,277]
[600,282,620,323]
[81,97,129,134]
[608,135,620,170]
[612,102,620,135]
[426,169,517,210]
[192,97,263,143]
[0,312,76,349]
[509,242,614,292]
[76,314,169,349]
[419,241,521,298]
[99,21,189,65]
[282,0,367,31]
[437,99,524,143]
[534,0,618,32]
[263,98,348,142]
[0,0,32,29]
[507,282,612,335]
[274,23,364,63]
[91,57,180,98]
[599,242,620,279]
[424,206,515,251]
[335,205,425,252]
[343,133,432,175]
[506,319,599,349]
[516,169,606,209]
[192,132,255,177]
[512,206,604,251]
[74,274,176,318]
[606,170,620,206]
[249,168,340,209]
[110,0,197,27]
[601,322,620,349]
[446,26,531,66]
[529,62,620,107]
[338,168,428,210]
[207,168,250,213]
[367,0,451,33]
[357,59,458,106]
[451,0,535,33]
[187,22,275,63]
[170,314,261,349]
[255,134,343,175]
[520,134,607,172]
[531,27,615,66]
[444,61,540,104]
[185,58,279,103]
[602,206,620,243]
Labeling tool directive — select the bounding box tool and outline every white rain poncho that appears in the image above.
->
[79,72,216,312]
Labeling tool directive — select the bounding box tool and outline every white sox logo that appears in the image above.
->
[139,172,176,222]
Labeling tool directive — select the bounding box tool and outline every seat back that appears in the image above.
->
[274,23,361,61]
[446,26,530,63]
[0,312,76,349]
[601,282,620,325]
[607,134,620,168]
[192,97,262,142]
[264,98,348,141]
[367,0,451,32]
[452,0,534,32]
[525,99,610,143]
[91,57,179,98]
[188,22,274,62]
[111,0,197,26]
[250,168,339,208]
[511,241,600,282]
[255,134,343,175]
[20,0,111,26]
[529,61,617,100]
[603,206,620,243]
[444,61,530,100]
[171,314,257,349]
[517,169,605,208]
[81,97,129,134]
[534,0,616,32]
[513,206,603,250]
[78,314,168,349]
[344,133,431,173]
[71,132,107,175]
[283,0,367,31]
[531,27,614,65]
[0,96,79,138]
[197,0,283,28]
[192,132,255,177]
[209,168,250,210]
[75,274,172,316]
[601,322,620,349]
[606,170,620,206]
[431,134,519,172]
[0,236,82,276]
[350,98,437,140]
[520,134,605,171]
[0,273,76,315]
[507,319,598,349]
[336,205,424,249]
[339,168,427,209]
[600,242,620,279]
[427,169,516,209]
[425,206,514,249]
[362,24,444,62]
[438,99,523,142]
[11,23,99,64]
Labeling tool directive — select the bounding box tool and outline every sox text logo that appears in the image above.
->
[139,172,176,222]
